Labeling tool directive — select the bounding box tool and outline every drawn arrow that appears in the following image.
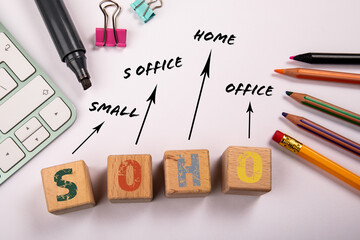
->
[188,50,212,140]
[72,121,104,154]
[135,85,157,145]
[246,102,254,139]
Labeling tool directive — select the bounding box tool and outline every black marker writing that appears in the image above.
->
[194,29,236,45]
[89,102,139,117]
[226,83,274,96]
[124,57,183,79]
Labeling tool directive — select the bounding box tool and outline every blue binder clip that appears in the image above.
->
[131,0,163,23]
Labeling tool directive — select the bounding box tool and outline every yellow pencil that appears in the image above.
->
[272,130,360,191]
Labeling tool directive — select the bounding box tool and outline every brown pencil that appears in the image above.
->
[286,91,360,126]
[275,68,360,84]
[282,112,360,157]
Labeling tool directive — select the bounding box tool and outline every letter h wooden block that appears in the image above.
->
[164,149,211,198]
[41,160,95,214]
[222,146,272,195]
[107,154,153,202]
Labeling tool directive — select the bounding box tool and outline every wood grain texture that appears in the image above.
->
[164,149,211,198]
[107,155,153,203]
[283,113,360,156]
[288,92,360,126]
[41,160,95,214]
[222,146,271,195]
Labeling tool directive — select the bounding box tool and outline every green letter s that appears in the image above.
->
[54,168,78,202]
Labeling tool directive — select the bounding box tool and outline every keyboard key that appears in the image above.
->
[0,32,35,81]
[40,97,71,131]
[15,117,42,142]
[0,138,25,172]
[22,127,49,151]
[0,75,54,133]
[0,68,17,100]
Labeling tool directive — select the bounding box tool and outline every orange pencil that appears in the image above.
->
[275,68,360,84]
[272,130,360,191]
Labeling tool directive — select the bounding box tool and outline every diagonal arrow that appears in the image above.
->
[72,121,104,154]
[135,86,157,145]
[188,50,212,140]
[246,102,254,139]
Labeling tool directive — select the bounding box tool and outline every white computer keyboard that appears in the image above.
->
[0,23,76,184]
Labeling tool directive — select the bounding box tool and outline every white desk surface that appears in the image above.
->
[1,0,359,239]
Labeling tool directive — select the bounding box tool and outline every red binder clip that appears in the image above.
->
[96,0,127,47]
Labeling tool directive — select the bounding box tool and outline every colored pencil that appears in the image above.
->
[286,91,360,126]
[282,112,360,157]
[274,68,360,84]
[272,130,360,191]
[290,53,360,64]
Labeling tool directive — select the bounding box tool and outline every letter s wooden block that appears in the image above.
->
[107,155,153,202]
[164,149,211,198]
[222,146,271,195]
[41,160,95,214]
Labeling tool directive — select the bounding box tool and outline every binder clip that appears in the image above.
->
[131,0,163,23]
[96,0,127,47]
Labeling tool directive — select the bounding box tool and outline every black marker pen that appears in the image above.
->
[35,0,92,90]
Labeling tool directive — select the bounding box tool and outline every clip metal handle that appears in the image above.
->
[147,0,163,12]
[99,0,121,46]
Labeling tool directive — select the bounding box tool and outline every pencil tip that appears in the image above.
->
[274,69,284,74]
[282,112,288,118]
[285,91,293,96]
[290,56,294,60]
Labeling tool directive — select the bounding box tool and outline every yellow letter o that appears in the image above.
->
[236,151,263,183]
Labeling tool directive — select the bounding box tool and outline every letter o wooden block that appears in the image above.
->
[222,146,272,195]
[41,160,95,214]
[107,155,153,202]
[164,149,211,198]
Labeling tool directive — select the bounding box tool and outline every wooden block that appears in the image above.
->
[222,146,271,195]
[164,149,211,198]
[107,154,153,203]
[41,160,95,214]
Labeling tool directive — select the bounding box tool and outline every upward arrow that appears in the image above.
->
[135,85,157,145]
[188,50,212,140]
[200,51,212,78]
[72,122,104,154]
[246,102,254,139]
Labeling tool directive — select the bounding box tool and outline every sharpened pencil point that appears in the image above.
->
[274,69,285,74]
[282,112,288,118]
[290,56,294,60]
[285,91,293,96]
